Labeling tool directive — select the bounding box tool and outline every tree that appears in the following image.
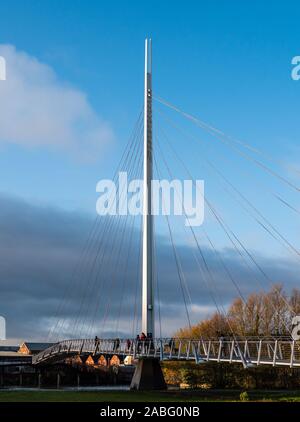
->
[166,285,300,390]
[176,284,300,338]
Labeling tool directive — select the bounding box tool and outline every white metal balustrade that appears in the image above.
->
[32,337,300,368]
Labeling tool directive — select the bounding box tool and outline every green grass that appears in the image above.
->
[0,391,200,402]
[1,390,300,402]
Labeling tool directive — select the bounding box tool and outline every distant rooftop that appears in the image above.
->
[22,342,54,352]
[0,338,24,348]
[0,340,55,355]
[0,351,26,357]
[18,342,55,355]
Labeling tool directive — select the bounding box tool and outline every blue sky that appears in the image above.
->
[0,0,299,246]
[0,1,300,338]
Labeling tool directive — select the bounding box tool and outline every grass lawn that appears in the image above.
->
[1,389,300,402]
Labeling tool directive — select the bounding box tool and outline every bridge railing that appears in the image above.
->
[32,337,300,368]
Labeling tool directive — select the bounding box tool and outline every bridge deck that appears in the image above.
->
[32,338,300,368]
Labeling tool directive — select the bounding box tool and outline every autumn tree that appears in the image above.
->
[176,284,300,338]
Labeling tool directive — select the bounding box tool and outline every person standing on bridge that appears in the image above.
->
[168,338,175,352]
[140,332,147,353]
[113,338,120,352]
[135,334,141,353]
[219,333,226,358]
[94,336,100,352]
[148,332,154,350]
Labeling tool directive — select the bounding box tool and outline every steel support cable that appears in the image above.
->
[153,156,192,329]
[158,128,295,333]
[154,95,300,193]
[47,112,144,341]
[156,107,300,221]
[152,112,163,338]
[93,144,144,338]
[274,194,300,216]
[89,139,144,338]
[74,208,124,338]
[68,129,143,339]
[155,136,245,311]
[107,147,143,342]
[115,141,156,338]
[154,136,223,311]
[155,126,257,312]
[202,222,271,339]
[98,158,143,338]
[152,152,163,338]
[202,160,300,259]
[155,137,243,338]
[157,117,295,318]
[156,112,300,274]
[156,132,293,338]
[152,204,162,339]
[50,112,144,340]
[132,217,143,337]
[68,117,144,338]
[81,134,143,338]
[82,137,144,338]
[163,212,192,329]
[205,199,296,319]
[94,214,131,337]
[202,228,248,307]
[82,206,131,336]
[164,117,300,260]
[157,134,274,338]
[154,153,192,306]
[75,121,144,336]
[154,95,300,176]
[47,216,102,341]
[180,145,300,260]
[116,143,145,335]
[207,204,295,333]
[114,209,138,336]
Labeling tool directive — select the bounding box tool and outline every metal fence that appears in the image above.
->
[32,337,300,368]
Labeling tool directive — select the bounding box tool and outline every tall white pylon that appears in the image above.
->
[0,316,6,340]
[142,38,154,337]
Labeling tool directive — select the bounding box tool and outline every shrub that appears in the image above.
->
[240,391,249,401]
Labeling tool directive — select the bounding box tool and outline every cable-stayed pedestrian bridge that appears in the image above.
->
[33,337,300,369]
[44,40,300,389]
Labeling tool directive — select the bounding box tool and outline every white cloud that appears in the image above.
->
[0,45,114,159]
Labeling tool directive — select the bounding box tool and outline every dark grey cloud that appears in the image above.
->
[0,193,299,341]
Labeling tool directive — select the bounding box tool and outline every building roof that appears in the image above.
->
[0,351,25,357]
[0,339,23,352]
[0,345,19,352]
[0,351,32,366]
[0,340,55,355]
[21,342,54,352]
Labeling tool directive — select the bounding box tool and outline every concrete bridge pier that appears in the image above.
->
[130,358,166,390]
